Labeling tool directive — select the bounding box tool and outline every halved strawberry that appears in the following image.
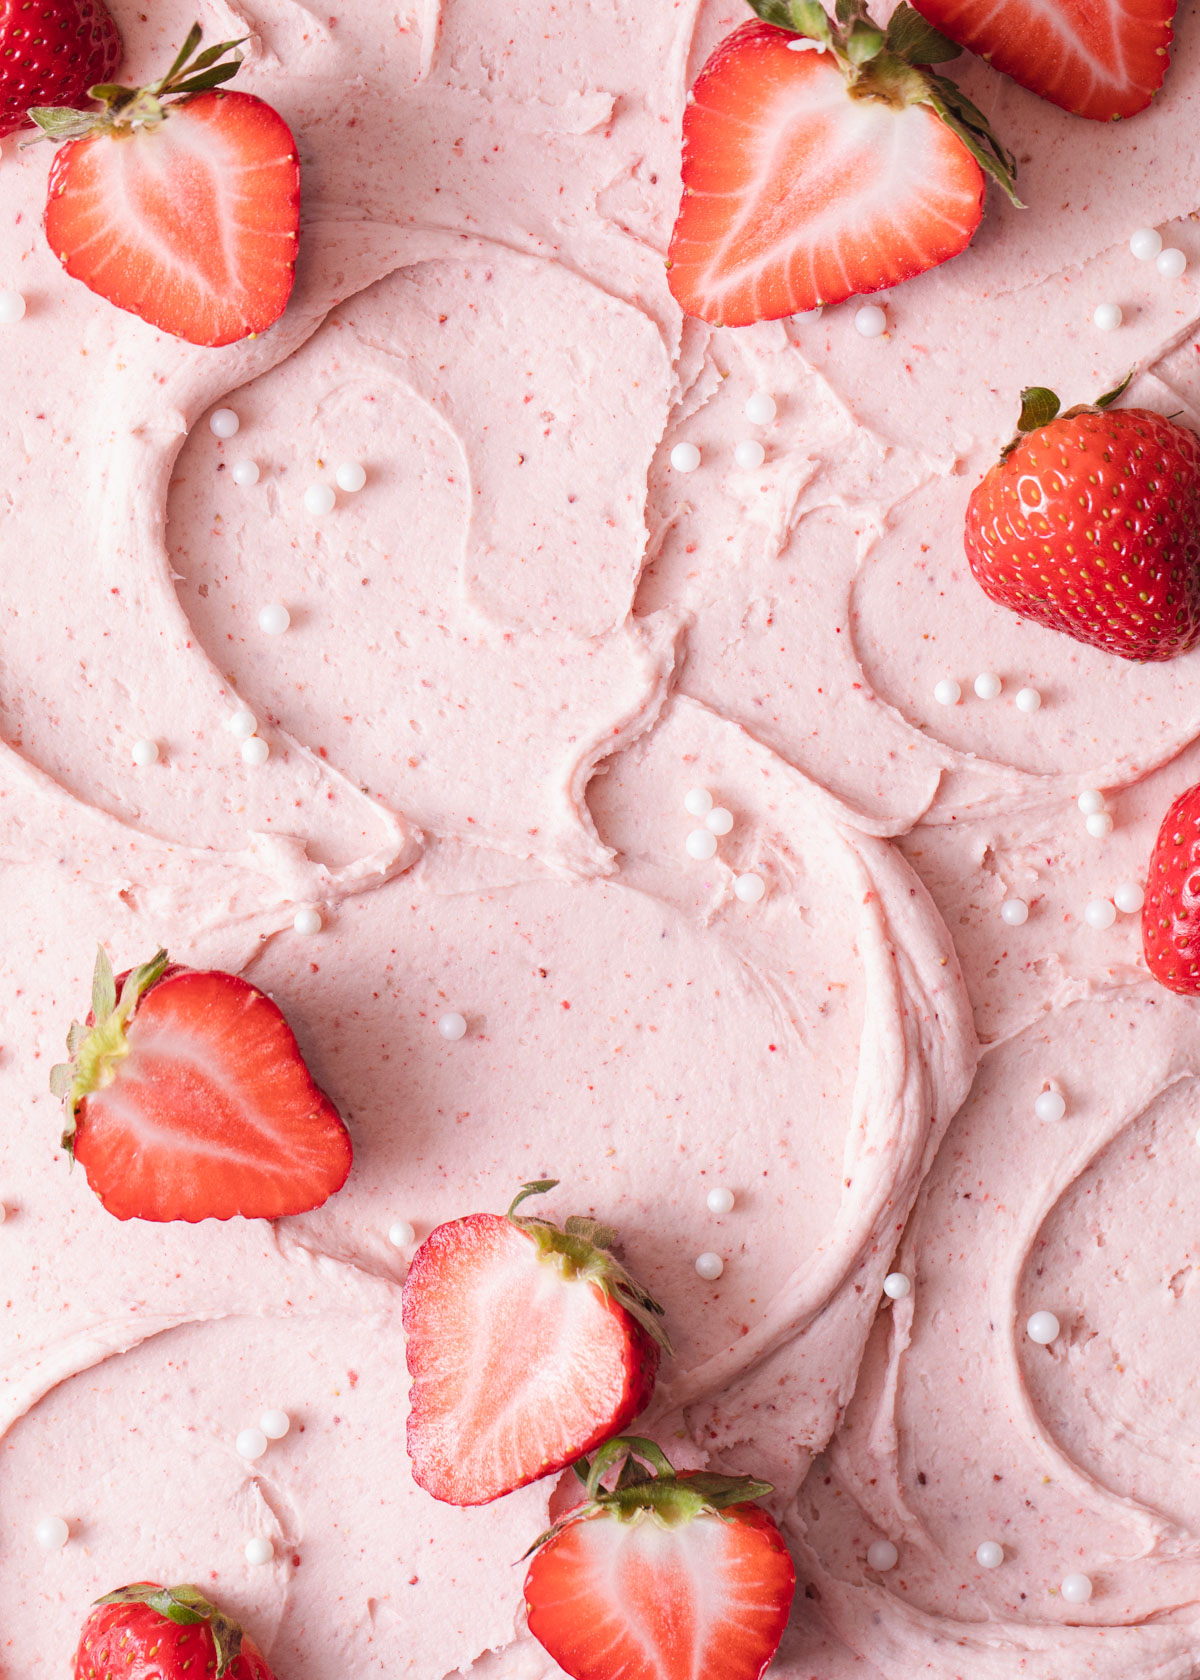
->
[1143,782,1200,992]
[402,1182,669,1506]
[0,0,121,138]
[912,0,1175,122]
[667,2,1019,327]
[524,1438,796,1680]
[34,28,300,347]
[74,1583,274,1680]
[50,947,352,1222]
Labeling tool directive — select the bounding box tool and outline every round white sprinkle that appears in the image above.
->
[131,738,159,767]
[258,602,291,635]
[389,1219,416,1247]
[209,408,240,439]
[245,1537,275,1566]
[684,786,713,818]
[1086,812,1115,839]
[1014,687,1042,714]
[744,393,777,425]
[1076,789,1106,816]
[228,709,257,740]
[734,439,766,470]
[933,678,961,707]
[734,872,766,904]
[438,1012,467,1041]
[35,1516,69,1550]
[0,290,27,324]
[1061,1573,1093,1605]
[241,736,270,766]
[231,460,260,488]
[304,482,336,517]
[1157,247,1188,279]
[0,1201,6,1223]
[1092,303,1123,332]
[974,672,1003,700]
[1026,1310,1061,1345]
[1114,881,1145,914]
[883,1272,912,1300]
[707,1187,735,1215]
[335,460,367,493]
[977,1541,1004,1569]
[1085,898,1117,930]
[706,806,734,836]
[1000,898,1029,927]
[236,1427,269,1460]
[867,1540,899,1572]
[671,442,701,473]
[293,908,323,936]
[1130,228,1163,261]
[1034,1089,1067,1123]
[855,305,888,338]
[260,1410,291,1440]
[686,828,719,861]
[695,1252,725,1280]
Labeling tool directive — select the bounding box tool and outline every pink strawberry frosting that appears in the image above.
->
[4,0,1200,1674]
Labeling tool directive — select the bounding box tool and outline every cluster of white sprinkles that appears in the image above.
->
[1092,226,1189,329]
[681,785,764,901]
[934,673,1041,711]
[1077,788,1113,838]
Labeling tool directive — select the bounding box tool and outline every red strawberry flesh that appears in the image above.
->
[1143,782,1200,992]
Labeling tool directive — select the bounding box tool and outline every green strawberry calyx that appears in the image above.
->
[93,1583,244,1677]
[50,945,169,1155]
[1001,370,1136,457]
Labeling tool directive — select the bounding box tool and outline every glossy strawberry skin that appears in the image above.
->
[1143,783,1200,992]
[74,1590,275,1680]
[0,0,122,137]
[965,407,1200,661]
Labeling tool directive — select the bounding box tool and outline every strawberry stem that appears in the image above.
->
[92,1583,244,1678]
[50,946,169,1153]
[28,26,247,142]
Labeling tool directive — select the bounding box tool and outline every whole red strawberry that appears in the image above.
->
[667,1,1018,327]
[965,384,1200,661]
[403,1181,669,1505]
[33,27,300,347]
[50,946,352,1222]
[0,0,121,138]
[74,1583,274,1680]
[1143,783,1200,992]
[524,1437,795,1680]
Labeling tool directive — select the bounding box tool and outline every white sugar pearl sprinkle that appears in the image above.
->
[706,806,734,836]
[0,1201,6,1223]
[744,393,777,425]
[1061,1573,1093,1604]
[1114,882,1144,914]
[1086,812,1114,838]
[293,908,323,936]
[228,709,257,739]
[1077,789,1106,816]
[671,442,701,473]
[855,305,888,338]
[438,1012,467,1041]
[686,828,718,861]
[1034,1089,1067,1123]
[1130,228,1163,261]
[1015,687,1042,713]
[258,602,290,635]
[0,290,27,324]
[867,1540,899,1572]
[241,736,270,766]
[734,872,766,904]
[209,408,240,439]
[976,1541,1004,1569]
[35,1516,69,1550]
[245,1537,275,1566]
[335,460,367,492]
[231,460,260,487]
[974,672,1002,700]
[707,1186,735,1215]
[389,1219,416,1247]
[734,439,766,470]
[1092,303,1123,332]
[684,786,713,817]
[933,678,961,706]
[883,1272,911,1300]
[304,482,336,517]
[1158,248,1188,279]
[695,1252,724,1280]
[260,1410,291,1440]
[1026,1310,1061,1345]
[236,1427,269,1460]
[1085,898,1117,930]
[131,738,159,767]
[1000,898,1029,927]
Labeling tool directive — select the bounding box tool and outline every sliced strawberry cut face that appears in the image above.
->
[403,1213,660,1505]
[71,968,351,1222]
[912,0,1175,121]
[44,89,300,347]
[667,21,985,327]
